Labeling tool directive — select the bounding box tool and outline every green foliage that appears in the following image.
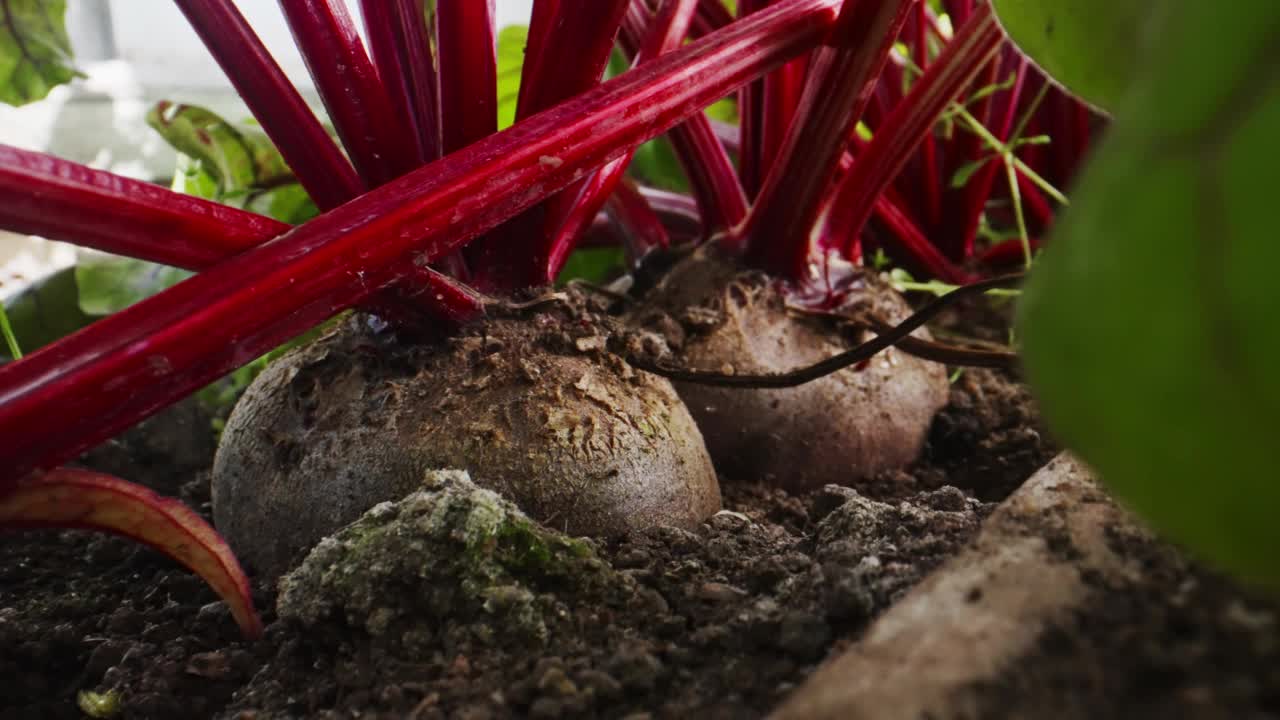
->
[146,102,317,223]
[1018,2,1280,590]
[0,0,78,106]
[990,0,1150,111]
[71,103,320,320]
[75,256,193,316]
[629,136,689,193]
[496,24,526,129]
[0,267,94,361]
[556,247,626,285]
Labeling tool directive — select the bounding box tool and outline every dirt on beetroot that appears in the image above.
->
[2,333,1276,719]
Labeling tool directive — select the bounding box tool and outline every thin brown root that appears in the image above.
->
[623,274,1023,388]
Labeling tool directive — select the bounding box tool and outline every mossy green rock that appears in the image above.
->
[277,469,617,653]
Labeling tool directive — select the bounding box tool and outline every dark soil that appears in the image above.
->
[974,521,1280,720]
[3,351,1276,718]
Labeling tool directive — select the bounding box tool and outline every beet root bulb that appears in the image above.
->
[212,304,721,579]
[630,246,950,491]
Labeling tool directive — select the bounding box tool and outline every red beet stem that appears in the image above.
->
[0,145,484,323]
[438,0,498,154]
[0,0,840,481]
[467,0,631,293]
[173,0,362,209]
[822,2,1003,261]
[743,0,915,281]
[278,0,420,186]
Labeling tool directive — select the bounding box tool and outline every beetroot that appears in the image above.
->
[214,297,719,578]
[630,245,948,490]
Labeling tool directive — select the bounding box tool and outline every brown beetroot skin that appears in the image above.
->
[212,300,720,579]
[629,244,950,491]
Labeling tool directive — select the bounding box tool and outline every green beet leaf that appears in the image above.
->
[1018,2,1280,590]
[497,24,527,130]
[0,0,78,106]
[990,0,1151,112]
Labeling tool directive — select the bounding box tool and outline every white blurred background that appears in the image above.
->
[0,0,534,293]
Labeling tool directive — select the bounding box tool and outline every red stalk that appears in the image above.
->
[278,0,419,186]
[359,1,415,151]
[0,468,261,638]
[871,194,973,283]
[743,0,915,281]
[0,145,283,267]
[172,0,362,210]
[616,0,749,240]
[736,0,766,197]
[468,0,631,292]
[911,0,942,234]
[1016,167,1054,228]
[608,179,673,264]
[937,50,1000,259]
[0,145,486,323]
[692,0,734,37]
[822,2,1003,260]
[359,0,440,164]
[760,55,809,183]
[637,186,704,236]
[954,55,1027,260]
[0,0,840,480]
[398,0,444,162]
[977,236,1041,267]
[437,0,497,153]
[533,0,710,283]
[515,0,630,121]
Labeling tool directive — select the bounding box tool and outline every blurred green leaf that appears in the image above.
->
[629,136,689,193]
[556,247,626,285]
[706,96,737,124]
[497,24,527,129]
[75,256,192,316]
[990,0,1150,111]
[1018,2,1280,589]
[950,154,996,188]
[0,0,79,106]
[147,102,319,224]
[0,266,93,360]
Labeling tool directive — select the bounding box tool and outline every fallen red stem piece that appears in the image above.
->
[0,468,261,639]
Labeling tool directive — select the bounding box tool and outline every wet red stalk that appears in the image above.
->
[0,0,841,481]
[360,0,440,163]
[0,145,485,320]
[743,0,915,281]
[438,0,498,154]
[822,2,1003,260]
[279,0,419,186]
[172,0,362,209]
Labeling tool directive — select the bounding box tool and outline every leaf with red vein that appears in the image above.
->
[0,468,261,639]
[0,0,840,481]
[173,0,362,210]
